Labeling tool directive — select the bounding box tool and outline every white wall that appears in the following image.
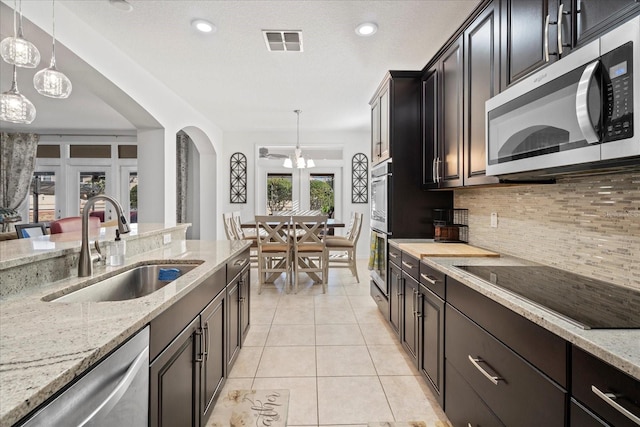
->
[16,2,223,240]
[221,130,371,258]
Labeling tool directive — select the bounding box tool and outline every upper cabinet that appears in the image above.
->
[370,71,422,166]
[463,0,500,186]
[501,0,639,89]
[423,37,464,189]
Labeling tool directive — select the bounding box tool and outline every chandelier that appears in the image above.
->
[283,110,315,169]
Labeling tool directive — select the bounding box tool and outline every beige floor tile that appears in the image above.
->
[314,295,351,308]
[348,295,378,307]
[251,306,277,325]
[315,324,365,346]
[315,306,358,324]
[273,306,315,325]
[218,378,254,398]
[368,345,419,376]
[360,323,401,346]
[316,346,376,376]
[277,294,315,308]
[320,425,368,427]
[243,323,271,347]
[266,324,316,346]
[380,376,447,423]
[252,377,318,426]
[228,346,263,378]
[317,376,393,424]
[342,283,371,296]
[353,305,387,324]
[255,346,316,377]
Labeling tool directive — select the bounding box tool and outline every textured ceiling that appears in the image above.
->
[1,0,481,134]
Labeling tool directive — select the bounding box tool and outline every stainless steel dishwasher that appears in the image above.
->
[20,326,149,427]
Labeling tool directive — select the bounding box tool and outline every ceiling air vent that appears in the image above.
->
[263,30,303,52]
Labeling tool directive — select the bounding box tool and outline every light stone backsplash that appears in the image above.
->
[454,171,640,290]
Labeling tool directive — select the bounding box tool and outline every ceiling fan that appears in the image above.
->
[259,147,288,159]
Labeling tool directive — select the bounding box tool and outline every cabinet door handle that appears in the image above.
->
[468,355,503,386]
[204,322,210,361]
[195,329,204,363]
[544,14,551,62]
[389,252,399,259]
[234,258,248,267]
[432,158,437,184]
[420,273,437,285]
[591,385,640,425]
[557,3,564,55]
[402,261,414,270]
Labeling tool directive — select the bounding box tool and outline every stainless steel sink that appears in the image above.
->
[51,262,202,303]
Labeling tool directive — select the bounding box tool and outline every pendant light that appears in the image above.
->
[0,64,36,124]
[284,110,314,169]
[0,0,41,68]
[34,0,72,98]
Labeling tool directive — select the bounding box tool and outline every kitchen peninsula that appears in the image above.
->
[0,225,251,426]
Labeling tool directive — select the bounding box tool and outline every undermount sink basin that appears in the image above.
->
[51,262,202,303]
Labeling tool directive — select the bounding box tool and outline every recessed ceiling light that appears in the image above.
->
[192,19,216,33]
[355,22,378,36]
[108,0,133,12]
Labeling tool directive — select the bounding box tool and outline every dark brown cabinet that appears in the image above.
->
[500,0,640,89]
[401,273,419,362]
[200,291,226,424]
[424,37,464,188]
[150,316,200,427]
[418,283,445,407]
[371,87,390,165]
[149,249,251,427]
[388,260,402,336]
[463,0,500,186]
[572,346,640,427]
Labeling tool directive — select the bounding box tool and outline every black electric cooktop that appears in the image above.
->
[454,265,640,329]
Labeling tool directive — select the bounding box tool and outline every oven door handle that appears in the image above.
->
[575,60,601,144]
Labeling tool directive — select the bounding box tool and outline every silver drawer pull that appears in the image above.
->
[401,261,414,270]
[592,385,640,425]
[234,258,248,267]
[389,252,399,259]
[420,273,437,285]
[468,355,503,386]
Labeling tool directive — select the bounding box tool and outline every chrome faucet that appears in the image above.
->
[78,195,130,277]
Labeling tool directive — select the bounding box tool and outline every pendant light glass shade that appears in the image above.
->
[0,1,40,68]
[0,65,36,124]
[34,0,72,98]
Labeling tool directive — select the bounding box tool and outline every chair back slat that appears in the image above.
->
[255,216,291,246]
[292,215,328,246]
[231,211,246,239]
[223,212,236,240]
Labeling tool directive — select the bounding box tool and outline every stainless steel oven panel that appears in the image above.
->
[486,40,601,176]
[371,160,391,234]
[601,16,639,160]
[369,228,388,296]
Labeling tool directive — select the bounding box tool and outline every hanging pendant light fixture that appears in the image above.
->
[0,64,36,124]
[284,110,314,169]
[0,0,41,68]
[34,0,72,98]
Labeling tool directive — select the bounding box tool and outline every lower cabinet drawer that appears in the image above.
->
[445,360,505,427]
[572,346,640,427]
[445,304,566,427]
[571,398,611,427]
[370,280,389,320]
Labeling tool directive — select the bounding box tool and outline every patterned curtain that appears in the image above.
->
[0,132,39,210]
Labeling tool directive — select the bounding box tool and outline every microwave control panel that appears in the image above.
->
[602,42,633,142]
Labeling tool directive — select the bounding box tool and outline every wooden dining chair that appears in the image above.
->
[231,211,258,266]
[291,215,328,294]
[255,215,292,294]
[325,212,363,283]
[223,212,236,240]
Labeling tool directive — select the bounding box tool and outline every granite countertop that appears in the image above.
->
[0,238,251,426]
[418,253,640,381]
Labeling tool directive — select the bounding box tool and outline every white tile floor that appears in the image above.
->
[217,259,451,427]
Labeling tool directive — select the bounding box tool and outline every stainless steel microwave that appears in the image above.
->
[486,16,639,177]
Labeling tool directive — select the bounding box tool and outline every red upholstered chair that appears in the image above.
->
[50,216,101,234]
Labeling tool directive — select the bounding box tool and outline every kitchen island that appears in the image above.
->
[0,226,251,426]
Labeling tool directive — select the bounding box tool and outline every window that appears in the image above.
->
[79,172,106,218]
[28,172,56,222]
[266,173,292,214]
[310,173,334,216]
[128,172,138,223]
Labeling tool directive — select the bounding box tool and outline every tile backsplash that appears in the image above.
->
[454,171,640,290]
